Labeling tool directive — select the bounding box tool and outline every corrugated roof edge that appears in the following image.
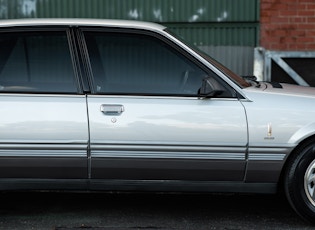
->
[0,18,166,31]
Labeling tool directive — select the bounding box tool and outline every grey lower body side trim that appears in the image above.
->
[0,179,88,191]
[245,146,294,182]
[90,180,277,194]
[0,179,277,194]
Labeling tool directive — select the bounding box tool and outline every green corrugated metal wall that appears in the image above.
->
[1,0,258,21]
[0,0,259,75]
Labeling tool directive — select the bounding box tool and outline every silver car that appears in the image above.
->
[0,19,314,223]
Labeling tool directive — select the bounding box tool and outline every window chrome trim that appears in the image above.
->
[0,93,86,98]
[87,94,240,101]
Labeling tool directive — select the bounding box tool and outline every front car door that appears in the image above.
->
[0,28,88,188]
[81,28,248,188]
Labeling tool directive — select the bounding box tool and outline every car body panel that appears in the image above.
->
[88,96,247,181]
[0,19,314,195]
[0,94,89,179]
[244,83,315,146]
[243,83,315,182]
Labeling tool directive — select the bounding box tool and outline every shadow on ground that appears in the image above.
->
[0,192,313,229]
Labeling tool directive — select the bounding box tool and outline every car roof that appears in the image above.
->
[0,18,166,32]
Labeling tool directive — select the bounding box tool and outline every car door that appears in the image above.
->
[0,28,88,181]
[82,29,247,182]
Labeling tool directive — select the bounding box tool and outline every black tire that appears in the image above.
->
[284,140,315,224]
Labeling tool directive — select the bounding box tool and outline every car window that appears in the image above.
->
[0,31,78,93]
[84,31,226,96]
[165,29,251,89]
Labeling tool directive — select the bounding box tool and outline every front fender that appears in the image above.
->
[288,122,315,145]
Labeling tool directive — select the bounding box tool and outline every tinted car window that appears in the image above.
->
[0,31,77,93]
[84,31,212,96]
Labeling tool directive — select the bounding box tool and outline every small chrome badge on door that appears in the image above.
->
[264,123,275,140]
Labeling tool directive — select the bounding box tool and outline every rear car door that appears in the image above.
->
[82,29,247,183]
[0,28,88,183]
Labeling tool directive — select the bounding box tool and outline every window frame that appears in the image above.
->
[79,27,237,98]
[0,27,83,95]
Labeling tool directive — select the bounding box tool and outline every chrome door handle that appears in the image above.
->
[100,104,125,115]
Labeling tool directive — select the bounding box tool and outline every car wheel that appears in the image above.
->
[284,140,315,224]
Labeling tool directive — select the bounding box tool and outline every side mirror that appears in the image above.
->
[199,77,224,98]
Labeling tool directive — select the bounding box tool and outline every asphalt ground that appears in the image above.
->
[0,192,314,230]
